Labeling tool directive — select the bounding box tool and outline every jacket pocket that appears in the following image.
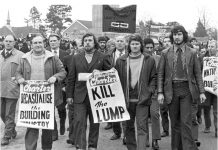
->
[11,61,19,77]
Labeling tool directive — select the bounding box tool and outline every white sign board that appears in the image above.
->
[202,57,218,96]
[17,80,54,129]
[87,69,130,123]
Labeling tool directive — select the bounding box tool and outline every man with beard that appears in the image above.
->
[157,25,206,150]
[66,33,111,150]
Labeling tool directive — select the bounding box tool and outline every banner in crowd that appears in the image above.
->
[87,68,130,123]
[202,57,218,95]
[17,80,54,129]
[102,5,136,33]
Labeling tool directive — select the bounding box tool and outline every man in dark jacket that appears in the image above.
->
[157,25,206,150]
[115,34,156,150]
[48,33,69,141]
[66,33,111,150]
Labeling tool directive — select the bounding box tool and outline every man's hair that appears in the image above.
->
[189,37,197,43]
[98,36,107,42]
[127,34,144,53]
[169,25,188,44]
[81,33,99,50]
[5,34,17,41]
[143,38,155,48]
[31,34,44,44]
[48,33,61,41]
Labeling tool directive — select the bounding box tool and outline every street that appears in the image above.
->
[1,108,217,150]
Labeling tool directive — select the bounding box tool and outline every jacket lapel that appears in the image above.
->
[185,45,191,66]
[79,52,89,71]
[167,47,174,71]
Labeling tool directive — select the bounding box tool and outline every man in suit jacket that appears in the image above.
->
[48,34,69,141]
[66,33,111,150]
[157,26,206,150]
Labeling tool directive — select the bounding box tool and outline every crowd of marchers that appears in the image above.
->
[0,25,217,150]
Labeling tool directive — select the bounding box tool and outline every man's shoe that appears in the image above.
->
[104,123,112,130]
[110,134,120,140]
[161,131,169,137]
[52,131,58,141]
[1,137,10,146]
[195,140,201,147]
[203,127,210,133]
[152,140,159,150]
[66,139,74,145]
[123,137,126,145]
[146,140,150,147]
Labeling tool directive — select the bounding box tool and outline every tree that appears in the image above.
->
[24,6,41,29]
[136,20,148,39]
[45,5,72,34]
[193,19,208,37]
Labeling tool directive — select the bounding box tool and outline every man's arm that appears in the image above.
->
[52,56,67,83]
[148,58,157,94]
[193,52,205,94]
[66,56,76,99]
[103,54,112,70]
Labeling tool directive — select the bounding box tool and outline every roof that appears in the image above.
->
[0,25,38,38]
[77,20,92,29]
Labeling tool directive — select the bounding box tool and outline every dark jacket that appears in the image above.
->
[157,44,205,104]
[66,50,112,103]
[115,53,157,107]
[16,50,67,106]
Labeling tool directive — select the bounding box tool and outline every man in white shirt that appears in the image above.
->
[48,34,69,141]
[107,35,126,143]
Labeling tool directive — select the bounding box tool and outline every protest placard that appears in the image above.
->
[17,80,54,129]
[87,68,130,123]
[202,56,218,96]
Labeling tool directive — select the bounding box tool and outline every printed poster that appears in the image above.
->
[17,80,54,129]
[87,68,130,123]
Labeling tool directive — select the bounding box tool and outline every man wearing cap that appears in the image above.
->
[48,33,69,141]
[0,35,24,145]
[157,25,206,150]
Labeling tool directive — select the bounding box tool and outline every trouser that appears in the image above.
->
[169,82,198,150]
[54,91,67,133]
[112,122,122,136]
[25,128,53,150]
[0,97,18,138]
[73,96,99,149]
[126,102,149,150]
[68,103,74,141]
[160,102,169,133]
[192,104,199,140]
[203,91,217,130]
[150,95,161,140]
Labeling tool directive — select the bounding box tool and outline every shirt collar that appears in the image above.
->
[173,43,186,53]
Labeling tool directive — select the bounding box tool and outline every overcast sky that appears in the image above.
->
[0,0,217,32]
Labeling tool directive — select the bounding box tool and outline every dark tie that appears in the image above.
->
[176,48,185,78]
[5,51,9,57]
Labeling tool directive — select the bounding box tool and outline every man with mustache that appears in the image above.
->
[66,33,111,150]
[157,25,206,150]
